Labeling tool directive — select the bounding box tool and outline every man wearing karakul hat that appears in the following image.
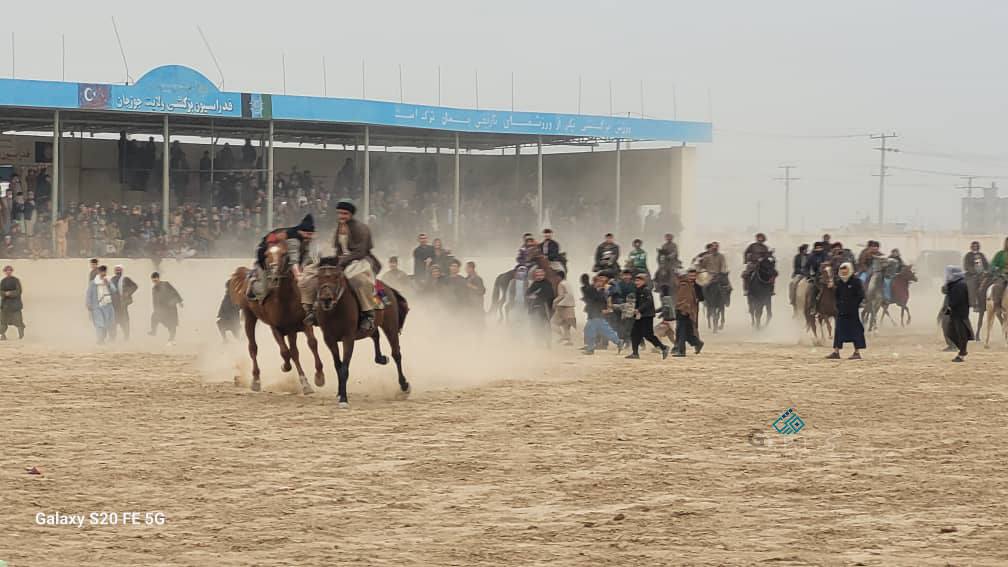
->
[300,200,383,331]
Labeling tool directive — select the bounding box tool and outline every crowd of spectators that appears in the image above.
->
[0,136,676,261]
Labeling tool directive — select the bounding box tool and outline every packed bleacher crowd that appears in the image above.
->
[0,135,679,260]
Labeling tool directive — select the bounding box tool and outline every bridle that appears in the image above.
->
[316,265,347,311]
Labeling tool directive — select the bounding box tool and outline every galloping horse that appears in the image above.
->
[526,247,563,293]
[746,256,777,330]
[314,259,411,408]
[861,257,890,333]
[698,271,730,333]
[488,268,516,321]
[228,239,325,394]
[982,277,1008,349]
[795,266,837,345]
[881,265,917,327]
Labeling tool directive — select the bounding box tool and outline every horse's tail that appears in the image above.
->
[392,288,409,333]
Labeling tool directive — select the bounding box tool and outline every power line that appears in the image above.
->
[714,128,873,139]
[871,132,898,227]
[774,165,799,233]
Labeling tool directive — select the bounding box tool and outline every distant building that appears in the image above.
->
[961,183,1006,233]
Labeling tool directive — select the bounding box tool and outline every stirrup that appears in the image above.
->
[303,305,317,326]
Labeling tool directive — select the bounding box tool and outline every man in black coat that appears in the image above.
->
[149,272,184,343]
[0,265,24,340]
[625,272,669,359]
[826,262,866,360]
[110,265,138,341]
[526,268,556,348]
[942,266,973,362]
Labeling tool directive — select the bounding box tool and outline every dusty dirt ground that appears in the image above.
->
[1,260,1007,565]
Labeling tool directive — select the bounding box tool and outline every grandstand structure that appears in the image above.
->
[0,65,712,246]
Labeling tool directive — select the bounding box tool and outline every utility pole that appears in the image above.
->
[756,200,762,229]
[774,165,799,233]
[957,175,978,198]
[871,132,898,229]
[956,176,981,233]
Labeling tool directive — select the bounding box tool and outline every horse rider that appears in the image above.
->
[742,233,771,296]
[540,228,566,276]
[829,242,856,274]
[987,236,1008,308]
[593,233,621,277]
[515,233,534,269]
[247,214,316,300]
[626,239,649,276]
[698,241,728,276]
[855,240,882,285]
[657,233,681,272]
[789,244,809,307]
[302,201,382,331]
[882,248,904,302]
[963,241,989,314]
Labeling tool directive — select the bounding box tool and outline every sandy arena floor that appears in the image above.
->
[1,260,1007,565]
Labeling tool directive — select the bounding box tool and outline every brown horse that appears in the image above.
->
[313,260,411,408]
[882,265,917,327]
[525,247,563,293]
[796,267,837,345]
[228,239,324,394]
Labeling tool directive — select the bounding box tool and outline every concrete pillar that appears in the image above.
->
[615,140,622,231]
[162,115,169,231]
[267,120,274,227]
[51,111,59,252]
[363,126,370,221]
[453,133,460,243]
[537,137,543,228]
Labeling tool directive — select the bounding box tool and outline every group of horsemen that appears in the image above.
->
[247,200,383,332]
[243,203,1008,335]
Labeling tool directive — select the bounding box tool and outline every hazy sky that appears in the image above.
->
[5,0,1007,231]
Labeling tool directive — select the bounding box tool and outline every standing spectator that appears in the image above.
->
[110,265,138,341]
[625,272,669,359]
[85,265,116,344]
[412,233,435,280]
[525,268,556,347]
[551,275,577,345]
[11,193,26,235]
[0,265,25,340]
[826,262,866,360]
[465,261,486,325]
[673,268,705,357]
[149,271,183,344]
[24,192,35,236]
[217,281,240,343]
[54,215,69,257]
[382,256,411,290]
[942,266,973,363]
[88,258,99,281]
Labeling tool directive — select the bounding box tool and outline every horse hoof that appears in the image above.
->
[338,401,350,410]
[315,373,326,387]
[251,379,261,392]
[375,355,389,365]
[281,362,292,373]
[398,382,412,398]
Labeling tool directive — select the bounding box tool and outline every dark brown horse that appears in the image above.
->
[228,239,324,394]
[313,260,411,408]
[882,265,917,326]
[526,247,563,293]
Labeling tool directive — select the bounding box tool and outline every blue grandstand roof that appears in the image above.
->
[0,65,712,143]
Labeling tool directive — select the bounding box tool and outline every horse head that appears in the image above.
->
[264,237,291,278]
[316,259,349,312]
[902,264,918,283]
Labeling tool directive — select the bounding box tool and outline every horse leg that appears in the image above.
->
[372,330,389,365]
[984,304,995,349]
[383,327,411,397]
[766,300,773,326]
[336,339,355,408]
[326,332,350,407]
[286,331,313,395]
[244,311,261,392]
[976,311,985,342]
[303,325,326,387]
[272,327,293,372]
